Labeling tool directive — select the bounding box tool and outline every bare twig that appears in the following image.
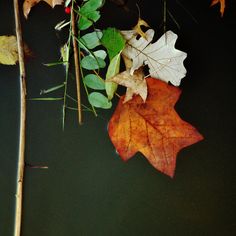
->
[13,0,26,236]
[163,0,167,44]
[71,8,82,124]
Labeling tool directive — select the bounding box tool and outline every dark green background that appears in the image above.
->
[0,0,236,235]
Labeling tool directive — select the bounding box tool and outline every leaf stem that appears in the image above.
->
[78,48,98,116]
[13,0,26,235]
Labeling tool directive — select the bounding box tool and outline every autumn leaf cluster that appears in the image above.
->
[0,0,205,177]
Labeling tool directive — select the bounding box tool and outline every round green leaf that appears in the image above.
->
[80,0,104,14]
[84,74,105,90]
[86,11,101,22]
[88,92,112,109]
[80,31,102,49]
[81,56,106,70]
[101,27,126,60]
[78,16,93,31]
[93,50,107,60]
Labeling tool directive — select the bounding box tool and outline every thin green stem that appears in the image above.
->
[163,0,167,43]
[167,9,180,29]
[62,8,74,130]
[78,45,98,117]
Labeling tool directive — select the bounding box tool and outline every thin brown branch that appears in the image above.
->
[72,9,82,124]
[13,0,27,236]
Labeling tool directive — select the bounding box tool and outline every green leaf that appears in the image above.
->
[88,92,112,109]
[101,28,126,60]
[43,61,67,67]
[60,43,69,63]
[40,83,65,95]
[29,97,63,101]
[84,74,105,90]
[80,0,104,14]
[78,16,93,31]
[93,50,107,60]
[85,11,100,22]
[105,53,121,100]
[81,56,106,70]
[78,0,103,30]
[80,31,102,49]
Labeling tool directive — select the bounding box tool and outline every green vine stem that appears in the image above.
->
[62,13,73,129]
[13,0,26,235]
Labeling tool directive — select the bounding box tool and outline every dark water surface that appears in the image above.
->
[0,0,236,235]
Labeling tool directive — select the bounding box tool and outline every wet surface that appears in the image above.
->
[0,0,236,235]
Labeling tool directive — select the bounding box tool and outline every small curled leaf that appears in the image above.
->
[105,53,121,100]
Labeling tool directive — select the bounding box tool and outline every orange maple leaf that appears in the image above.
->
[108,78,203,177]
[211,0,225,17]
[23,0,64,18]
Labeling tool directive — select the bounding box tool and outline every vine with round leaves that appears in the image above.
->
[42,0,128,128]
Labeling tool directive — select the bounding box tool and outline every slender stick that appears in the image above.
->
[163,0,167,34]
[71,8,82,124]
[13,0,26,236]
[163,0,167,45]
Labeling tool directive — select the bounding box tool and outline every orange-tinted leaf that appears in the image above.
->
[108,78,203,177]
[211,0,225,17]
[23,0,64,18]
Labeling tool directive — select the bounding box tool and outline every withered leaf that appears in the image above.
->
[0,35,31,65]
[211,0,225,17]
[0,36,18,65]
[108,68,147,103]
[108,78,203,177]
[23,0,64,18]
[132,18,150,40]
[121,30,187,87]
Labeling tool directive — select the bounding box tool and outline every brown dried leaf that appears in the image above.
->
[0,35,31,65]
[211,0,225,17]
[23,0,64,18]
[108,68,147,103]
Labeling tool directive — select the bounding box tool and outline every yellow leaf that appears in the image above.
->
[23,0,64,18]
[0,36,18,65]
[211,0,225,17]
[133,18,150,40]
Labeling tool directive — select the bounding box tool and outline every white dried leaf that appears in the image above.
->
[121,30,187,86]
